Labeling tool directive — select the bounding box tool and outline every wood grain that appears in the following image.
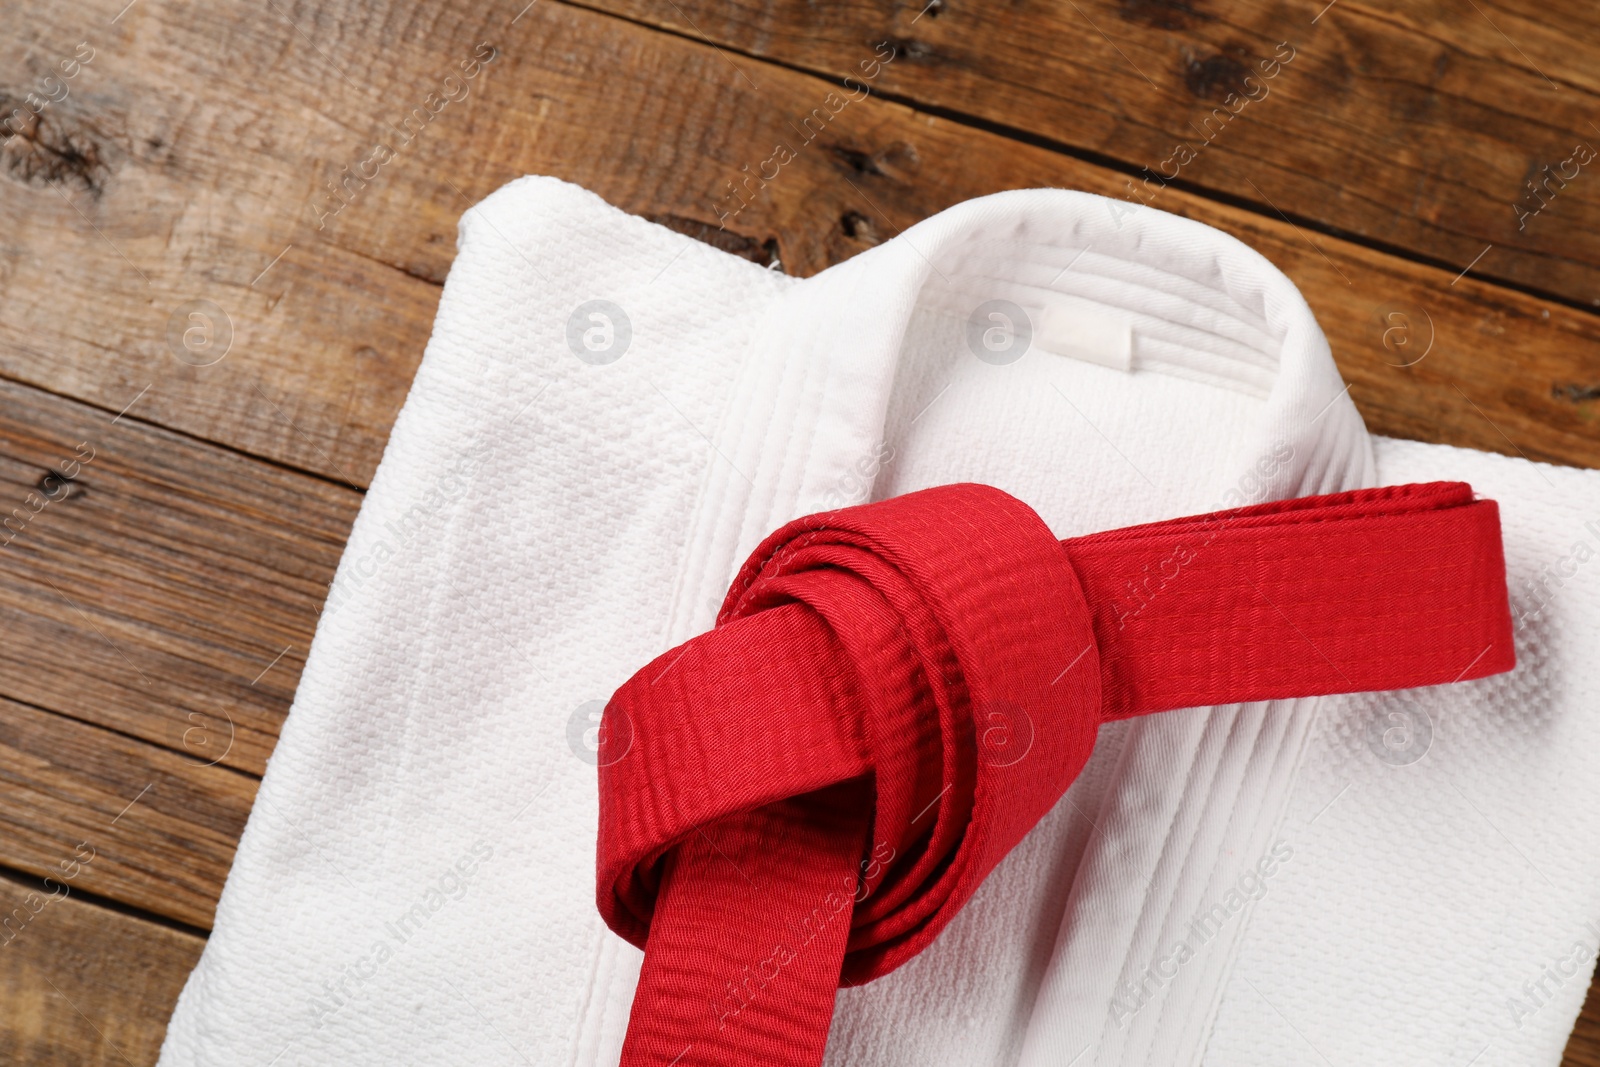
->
[0,0,1593,487]
[578,0,1600,309]
[0,377,359,775]
[1568,964,1600,1067]
[1,0,1599,1063]
[0,695,255,929]
[0,869,203,1066]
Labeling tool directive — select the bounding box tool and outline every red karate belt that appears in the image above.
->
[596,481,1514,1066]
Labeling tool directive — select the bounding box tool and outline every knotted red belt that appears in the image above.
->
[596,481,1514,1066]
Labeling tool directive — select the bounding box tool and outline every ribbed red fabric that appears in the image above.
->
[596,481,1514,1067]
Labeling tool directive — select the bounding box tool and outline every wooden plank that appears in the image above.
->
[0,871,202,1066]
[0,377,359,775]
[0,0,1591,924]
[0,0,1595,484]
[577,0,1600,309]
[1,3,1598,1060]
[1568,963,1600,1067]
[0,4,445,486]
[0,696,255,930]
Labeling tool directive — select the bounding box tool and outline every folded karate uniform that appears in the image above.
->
[158,180,1600,1067]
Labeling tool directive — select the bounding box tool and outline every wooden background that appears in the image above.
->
[1,0,1598,1062]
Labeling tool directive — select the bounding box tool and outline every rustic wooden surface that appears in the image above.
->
[0,870,204,1066]
[0,0,1596,1062]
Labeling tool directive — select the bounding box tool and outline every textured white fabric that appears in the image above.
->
[158,178,1600,1067]
[1205,439,1600,1067]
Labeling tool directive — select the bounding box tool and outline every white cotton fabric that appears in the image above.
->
[157,178,1600,1067]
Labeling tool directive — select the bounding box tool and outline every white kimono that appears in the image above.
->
[158,180,1600,1067]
